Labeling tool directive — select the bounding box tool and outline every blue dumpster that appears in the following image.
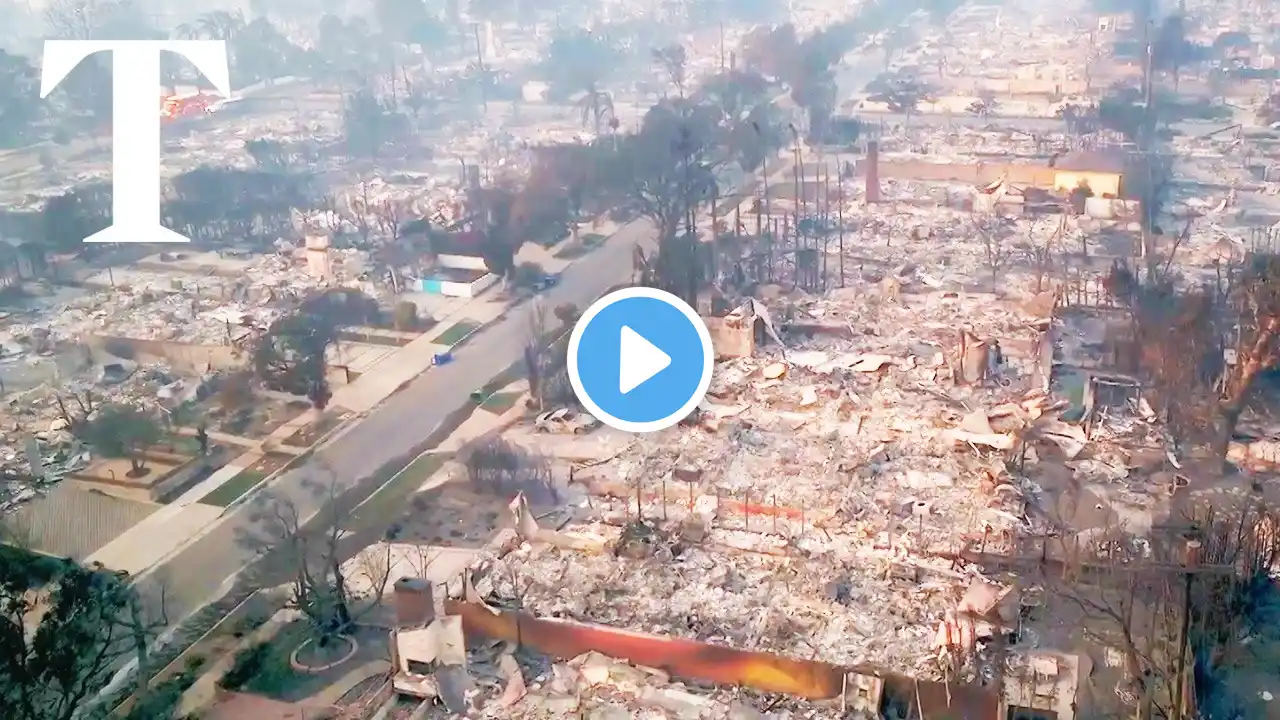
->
[433,352,454,366]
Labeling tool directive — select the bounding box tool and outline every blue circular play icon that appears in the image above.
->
[568,287,713,433]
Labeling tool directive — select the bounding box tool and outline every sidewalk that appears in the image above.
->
[85,410,324,574]
[93,277,530,578]
[330,298,507,413]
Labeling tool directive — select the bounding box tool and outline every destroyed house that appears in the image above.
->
[1049,151,1127,198]
[429,230,487,258]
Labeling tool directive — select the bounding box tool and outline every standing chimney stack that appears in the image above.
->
[393,577,435,628]
[865,140,881,204]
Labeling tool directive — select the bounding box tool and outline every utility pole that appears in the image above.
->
[757,123,768,239]
[838,154,846,288]
[821,160,830,290]
[719,21,726,72]
[790,125,802,263]
[1172,538,1201,720]
[768,217,776,282]
[1138,0,1155,265]
[755,188,762,237]
[678,128,697,306]
[473,23,488,111]
[709,183,720,284]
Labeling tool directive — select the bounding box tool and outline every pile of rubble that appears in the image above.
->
[0,361,193,512]
[458,287,1062,680]
[13,290,281,345]
[441,648,835,720]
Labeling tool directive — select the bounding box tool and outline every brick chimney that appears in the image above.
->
[865,140,881,204]
[393,577,435,628]
[304,233,332,280]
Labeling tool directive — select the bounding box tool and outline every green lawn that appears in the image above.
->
[345,452,449,531]
[479,391,523,414]
[554,232,608,259]
[199,470,267,507]
[434,320,481,346]
[166,434,203,455]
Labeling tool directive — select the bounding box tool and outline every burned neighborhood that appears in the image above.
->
[1,0,1280,717]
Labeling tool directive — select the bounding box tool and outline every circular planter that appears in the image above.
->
[290,634,358,673]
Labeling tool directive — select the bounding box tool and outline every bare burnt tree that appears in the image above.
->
[651,43,688,98]
[1133,253,1280,465]
[1019,216,1062,294]
[1180,504,1280,653]
[525,302,579,409]
[626,110,719,306]
[1036,524,1184,717]
[371,197,407,245]
[1131,286,1219,447]
[345,180,378,245]
[216,370,256,412]
[463,437,559,506]
[974,215,1013,293]
[1215,254,1280,457]
[1189,504,1280,719]
[254,289,379,409]
[44,0,143,39]
[524,298,550,411]
[54,390,97,435]
[241,472,391,646]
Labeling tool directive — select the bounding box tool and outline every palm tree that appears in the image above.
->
[175,10,246,40]
[174,10,248,84]
[198,10,246,40]
[577,83,615,135]
[236,18,308,87]
[702,70,768,126]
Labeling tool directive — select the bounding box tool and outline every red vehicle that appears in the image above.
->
[159,93,216,120]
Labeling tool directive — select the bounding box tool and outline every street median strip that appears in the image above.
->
[199,470,267,507]
[434,320,482,346]
[345,452,450,531]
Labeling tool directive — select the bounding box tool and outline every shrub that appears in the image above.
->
[123,671,198,720]
[393,301,419,330]
[553,303,579,325]
[219,642,270,691]
[513,261,545,287]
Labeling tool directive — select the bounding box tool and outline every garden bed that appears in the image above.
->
[220,622,388,703]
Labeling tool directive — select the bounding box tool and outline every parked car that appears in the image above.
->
[534,407,598,434]
[532,272,561,291]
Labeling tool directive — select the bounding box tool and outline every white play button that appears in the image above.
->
[568,287,715,433]
[618,325,671,394]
